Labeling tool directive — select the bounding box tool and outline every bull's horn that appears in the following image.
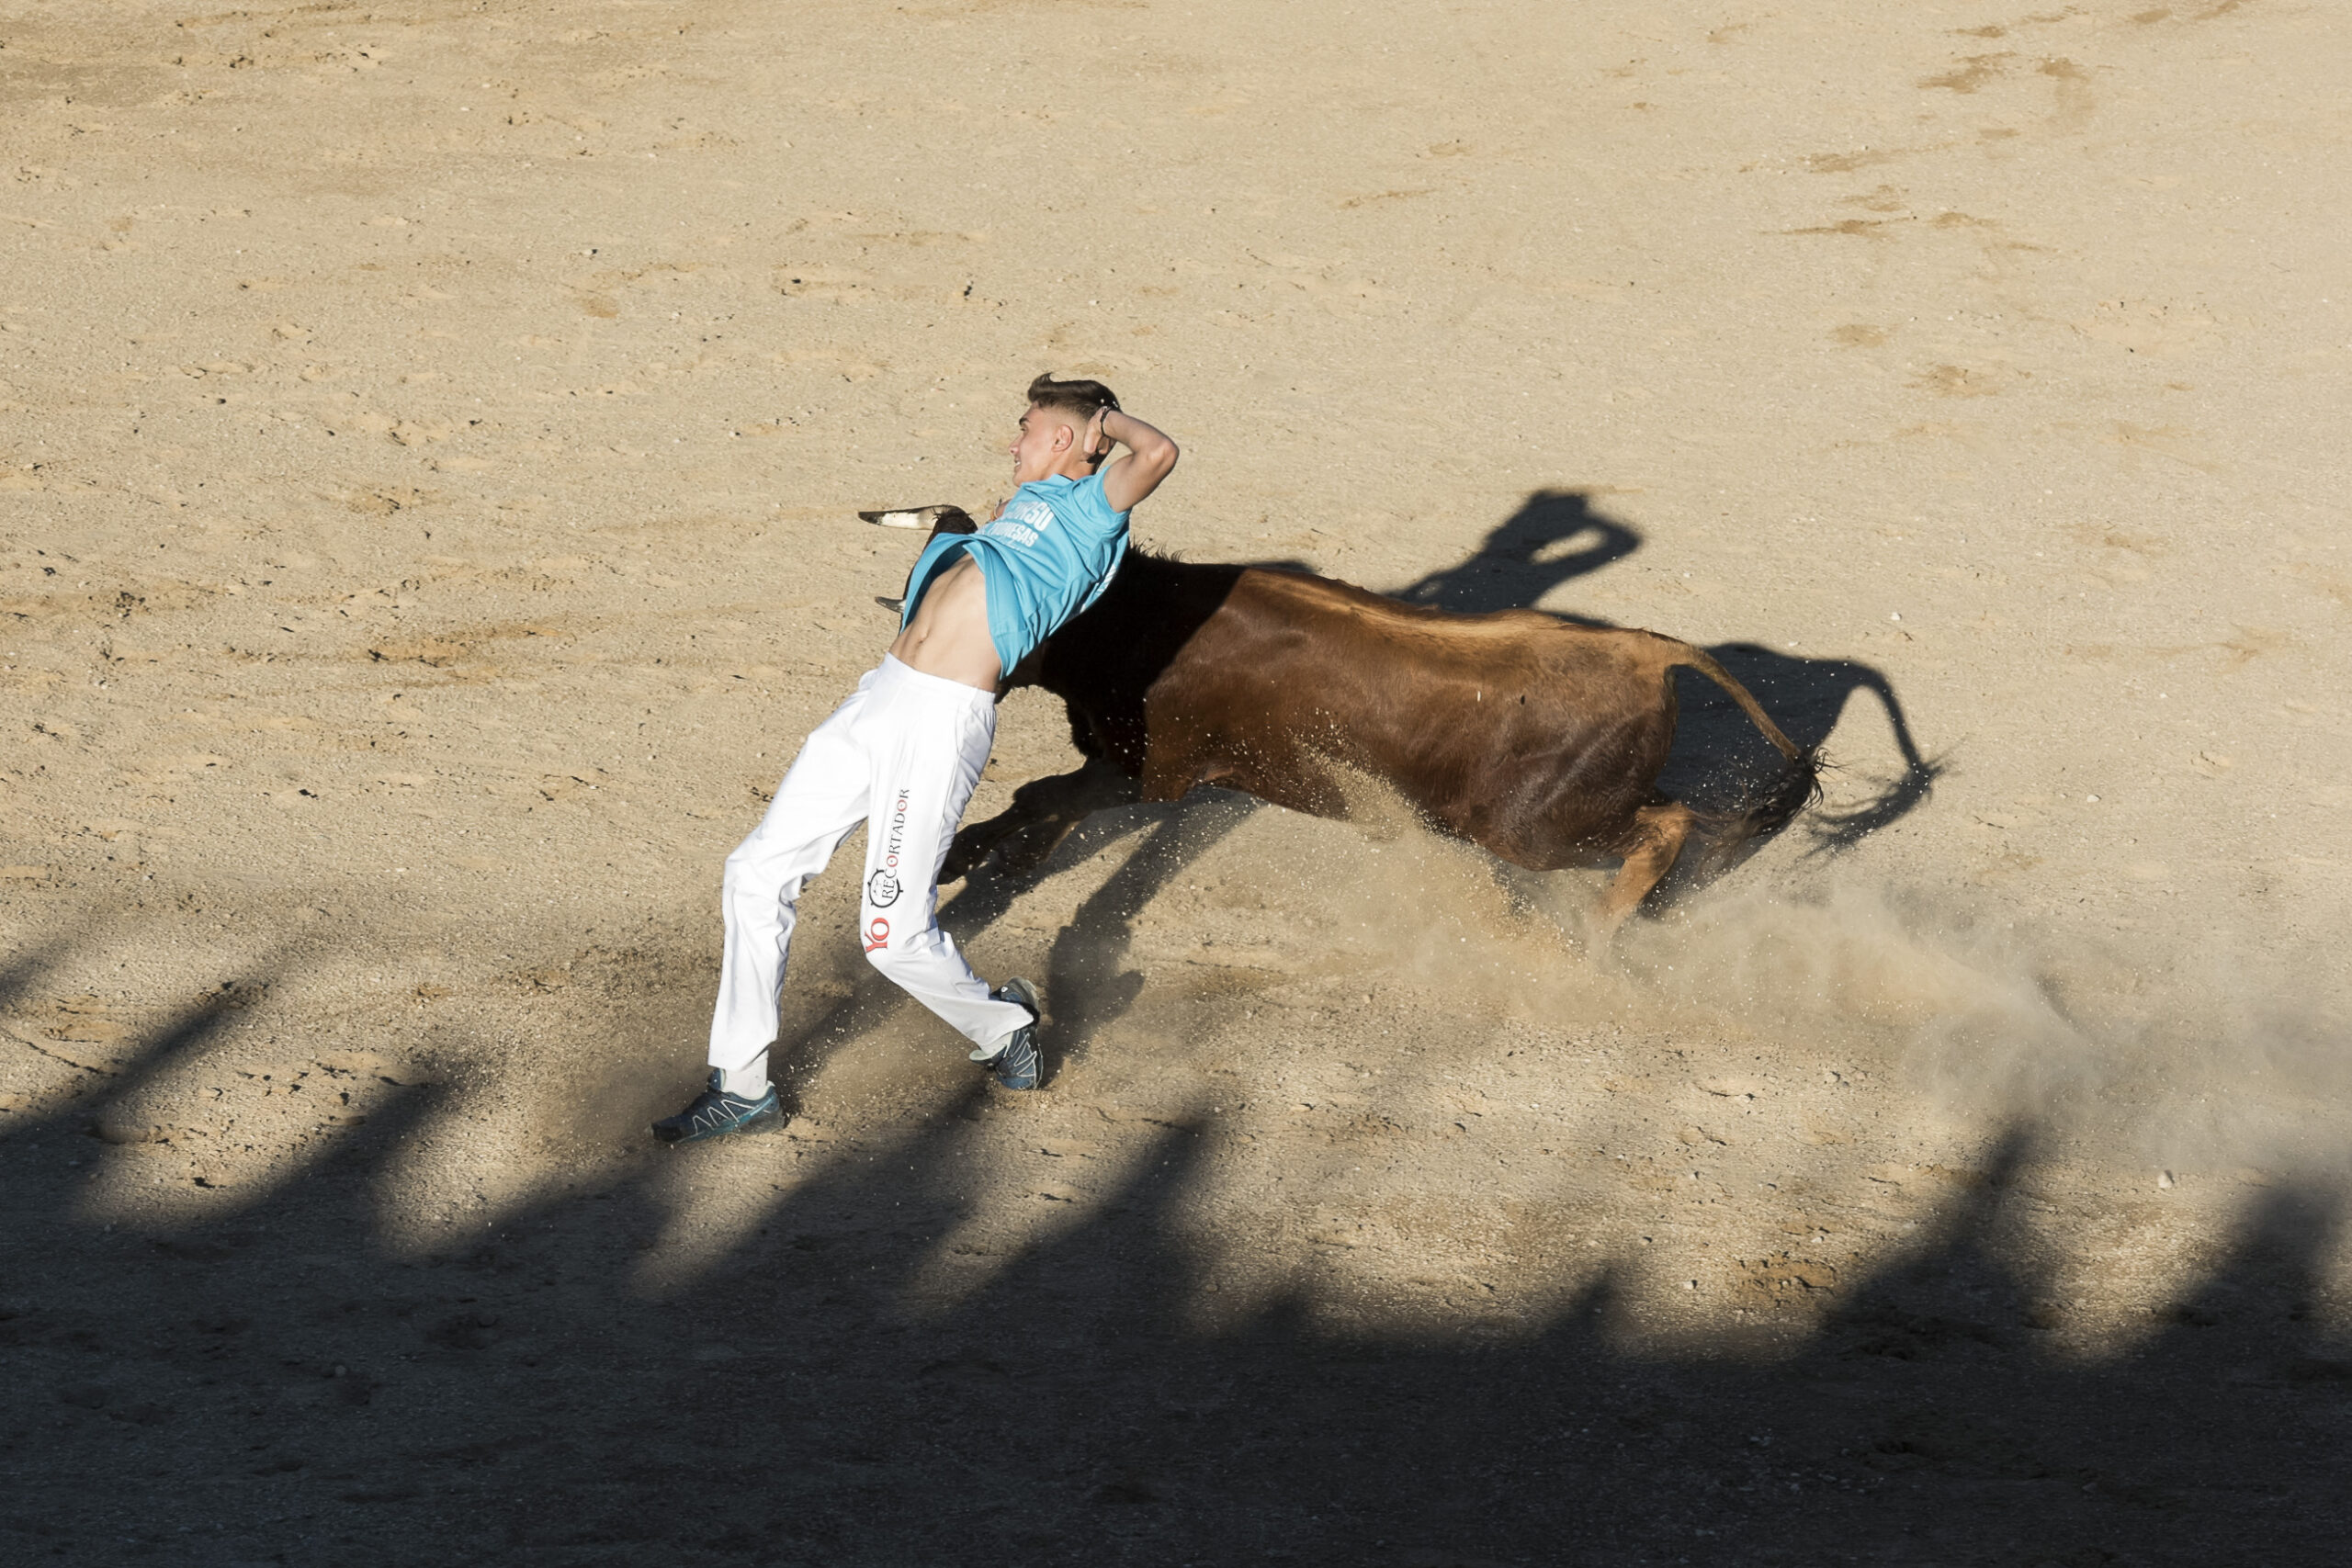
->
[859,504,956,529]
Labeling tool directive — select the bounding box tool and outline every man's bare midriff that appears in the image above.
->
[887,552,1002,692]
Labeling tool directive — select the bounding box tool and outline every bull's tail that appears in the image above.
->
[1665,641,1823,862]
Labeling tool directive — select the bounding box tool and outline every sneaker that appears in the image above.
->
[970,977,1042,1090]
[651,1071,783,1145]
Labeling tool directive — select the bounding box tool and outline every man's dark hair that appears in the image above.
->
[1026,372,1120,421]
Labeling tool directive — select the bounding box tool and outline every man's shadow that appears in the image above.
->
[1393,488,1639,621]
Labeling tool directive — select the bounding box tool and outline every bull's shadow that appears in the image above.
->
[1394,488,1939,852]
[1035,790,1258,1055]
[1668,641,1941,852]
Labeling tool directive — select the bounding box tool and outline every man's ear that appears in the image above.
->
[1050,422,1075,454]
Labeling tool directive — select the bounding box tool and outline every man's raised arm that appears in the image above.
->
[1090,407,1179,514]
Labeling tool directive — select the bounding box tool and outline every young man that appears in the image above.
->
[654,375,1180,1143]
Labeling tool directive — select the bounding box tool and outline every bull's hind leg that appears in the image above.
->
[942,756,1140,882]
[1592,801,1700,940]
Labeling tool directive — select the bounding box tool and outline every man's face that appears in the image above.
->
[1009,402,1073,484]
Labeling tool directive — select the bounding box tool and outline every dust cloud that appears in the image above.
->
[1240,794,2352,1184]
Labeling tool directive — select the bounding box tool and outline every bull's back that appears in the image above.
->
[1147,569,1680,863]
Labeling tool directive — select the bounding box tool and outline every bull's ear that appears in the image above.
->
[860,504,960,530]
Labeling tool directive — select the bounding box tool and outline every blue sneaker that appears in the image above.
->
[970,977,1042,1090]
[651,1071,783,1145]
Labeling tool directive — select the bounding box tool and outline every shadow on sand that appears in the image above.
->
[4,1015,2346,1565]
[1393,488,1640,621]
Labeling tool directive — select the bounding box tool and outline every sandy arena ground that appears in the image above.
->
[5,1,2351,1562]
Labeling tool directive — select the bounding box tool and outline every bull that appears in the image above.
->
[864,504,1819,936]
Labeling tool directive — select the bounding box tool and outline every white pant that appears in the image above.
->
[708,656,1032,1073]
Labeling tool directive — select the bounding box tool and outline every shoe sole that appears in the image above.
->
[653,1100,785,1145]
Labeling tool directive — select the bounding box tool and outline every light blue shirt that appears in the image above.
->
[898,472,1130,676]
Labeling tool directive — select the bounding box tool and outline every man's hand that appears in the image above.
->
[1095,408,1179,513]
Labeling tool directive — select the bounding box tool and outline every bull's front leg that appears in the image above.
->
[944,756,1141,882]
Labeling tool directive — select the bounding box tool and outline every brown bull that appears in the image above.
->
[865,506,1819,933]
